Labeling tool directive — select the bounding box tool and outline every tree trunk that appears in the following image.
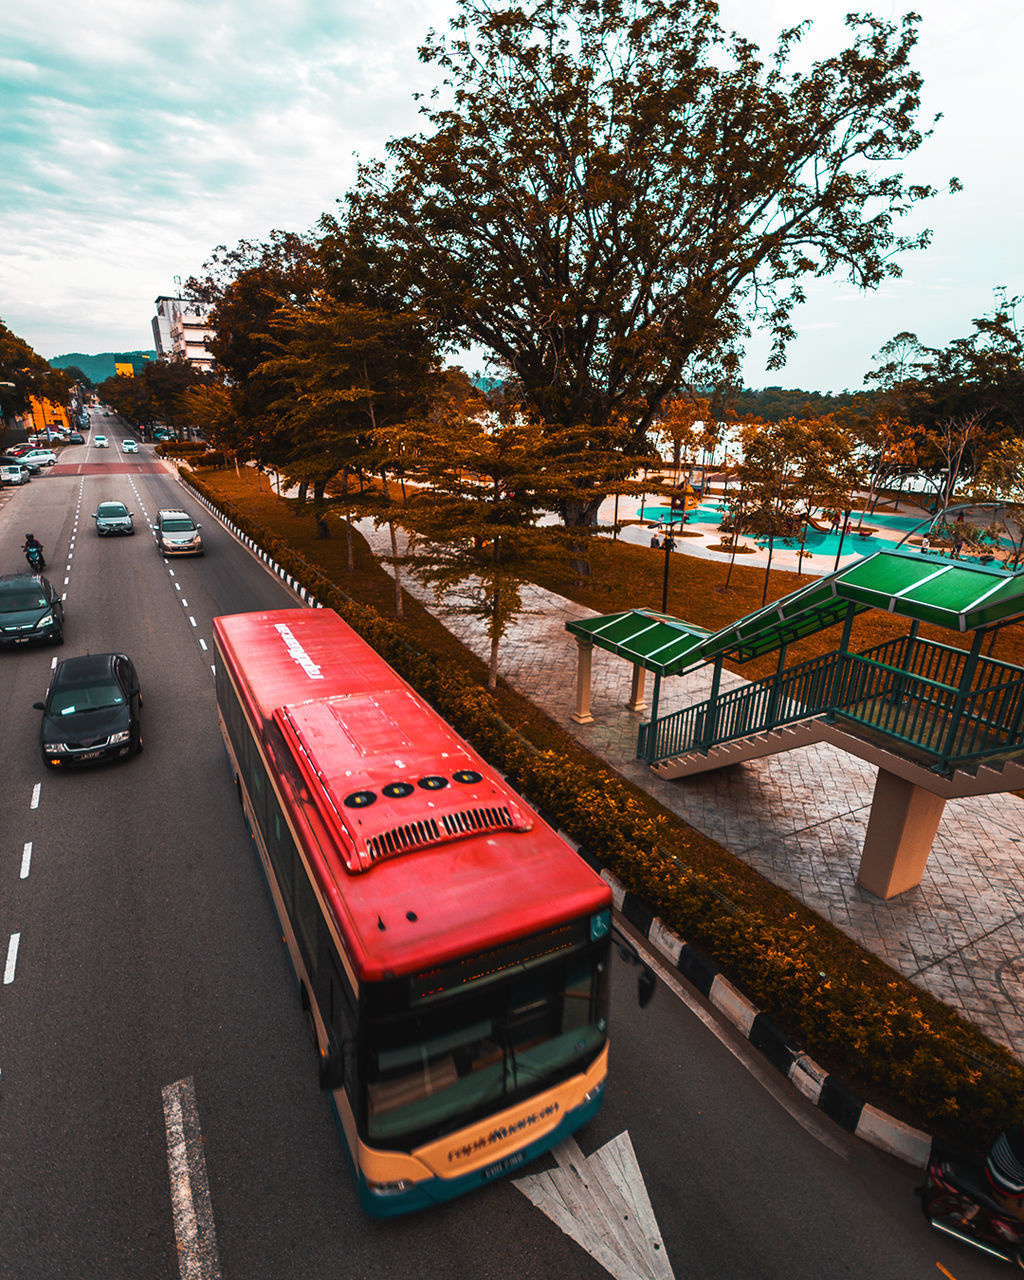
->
[388,518,404,619]
[559,494,604,527]
[487,584,501,692]
[345,509,355,571]
[761,533,776,607]
[313,480,330,538]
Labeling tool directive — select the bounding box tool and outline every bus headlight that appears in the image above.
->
[367,1178,414,1196]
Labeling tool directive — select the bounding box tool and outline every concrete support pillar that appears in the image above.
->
[857,768,946,899]
[571,637,595,725]
[627,663,647,712]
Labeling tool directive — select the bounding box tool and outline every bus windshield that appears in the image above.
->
[364,949,608,1146]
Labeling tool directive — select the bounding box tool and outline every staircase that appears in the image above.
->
[649,720,829,779]
[638,636,1024,791]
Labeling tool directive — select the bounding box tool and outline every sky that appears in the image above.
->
[1,0,1021,393]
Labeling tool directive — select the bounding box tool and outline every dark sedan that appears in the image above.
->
[35,653,143,768]
[0,573,64,647]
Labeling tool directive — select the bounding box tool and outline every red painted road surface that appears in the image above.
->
[50,462,165,476]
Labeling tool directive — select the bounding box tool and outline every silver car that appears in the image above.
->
[155,509,203,556]
[93,500,135,536]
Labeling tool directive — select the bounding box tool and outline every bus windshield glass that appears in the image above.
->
[364,947,608,1146]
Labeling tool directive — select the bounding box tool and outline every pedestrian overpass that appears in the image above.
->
[566,547,1024,898]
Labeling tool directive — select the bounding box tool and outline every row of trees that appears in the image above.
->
[0,318,75,430]
[90,0,1024,680]
[97,358,211,435]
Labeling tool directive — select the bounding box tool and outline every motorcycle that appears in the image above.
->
[918,1148,1024,1267]
[24,543,44,571]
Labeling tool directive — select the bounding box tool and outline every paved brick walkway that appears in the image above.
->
[358,516,1024,1060]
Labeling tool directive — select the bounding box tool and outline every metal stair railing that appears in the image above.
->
[638,635,1024,772]
[638,649,843,762]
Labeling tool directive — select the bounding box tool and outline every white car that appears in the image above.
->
[94,435,109,448]
[122,439,138,454]
[20,449,57,466]
[1,463,30,486]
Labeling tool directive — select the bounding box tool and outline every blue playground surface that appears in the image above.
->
[638,504,889,559]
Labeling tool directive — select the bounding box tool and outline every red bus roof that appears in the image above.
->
[213,609,610,981]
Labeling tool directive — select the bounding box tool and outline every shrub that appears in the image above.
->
[182,472,1024,1152]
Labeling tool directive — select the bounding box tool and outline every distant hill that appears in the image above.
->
[49,350,157,385]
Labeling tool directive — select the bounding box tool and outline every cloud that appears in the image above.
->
[1,0,1022,389]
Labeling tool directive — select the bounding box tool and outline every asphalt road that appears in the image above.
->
[0,417,997,1279]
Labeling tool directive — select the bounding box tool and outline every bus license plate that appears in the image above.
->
[482,1151,528,1181]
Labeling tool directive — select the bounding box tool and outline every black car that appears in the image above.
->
[35,653,143,768]
[92,500,135,535]
[0,573,64,646]
[68,432,85,444]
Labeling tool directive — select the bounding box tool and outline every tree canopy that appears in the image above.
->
[0,317,61,422]
[345,0,953,522]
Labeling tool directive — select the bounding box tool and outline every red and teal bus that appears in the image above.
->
[213,609,613,1216]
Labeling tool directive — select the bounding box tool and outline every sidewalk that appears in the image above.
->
[353,512,1024,1062]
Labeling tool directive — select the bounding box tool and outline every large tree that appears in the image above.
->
[346,0,954,523]
[0,318,59,430]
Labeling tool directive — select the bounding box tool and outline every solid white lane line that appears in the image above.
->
[162,1077,222,1280]
[30,783,40,809]
[4,933,20,984]
[20,842,32,878]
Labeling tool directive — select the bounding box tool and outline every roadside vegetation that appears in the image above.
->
[182,461,1024,1154]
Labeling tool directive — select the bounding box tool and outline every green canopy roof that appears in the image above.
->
[566,609,712,677]
[567,549,1024,674]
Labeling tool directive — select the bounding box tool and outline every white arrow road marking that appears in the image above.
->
[514,1132,675,1280]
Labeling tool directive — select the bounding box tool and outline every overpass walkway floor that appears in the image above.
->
[351,513,1024,1061]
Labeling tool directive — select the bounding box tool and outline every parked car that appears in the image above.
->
[122,439,138,454]
[6,443,33,457]
[20,449,57,466]
[67,432,85,444]
[0,454,40,475]
[34,652,142,767]
[155,509,203,555]
[92,500,135,536]
[1,463,30,486]
[94,434,109,448]
[0,573,64,646]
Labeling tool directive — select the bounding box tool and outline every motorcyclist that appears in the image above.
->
[22,533,45,569]
[985,1121,1024,1220]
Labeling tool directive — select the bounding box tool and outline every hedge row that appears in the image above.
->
[186,470,1024,1151]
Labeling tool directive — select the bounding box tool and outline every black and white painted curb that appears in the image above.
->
[590,859,934,1170]
[176,466,936,1173]
[177,473,326,609]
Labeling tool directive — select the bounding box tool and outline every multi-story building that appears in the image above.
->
[29,397,69,436]
[151,296,215,373]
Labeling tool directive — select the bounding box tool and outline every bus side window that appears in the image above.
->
[269,808,295,911]
[293,858,319,974]
[249,753,269,833]
[325,955,358,1098]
